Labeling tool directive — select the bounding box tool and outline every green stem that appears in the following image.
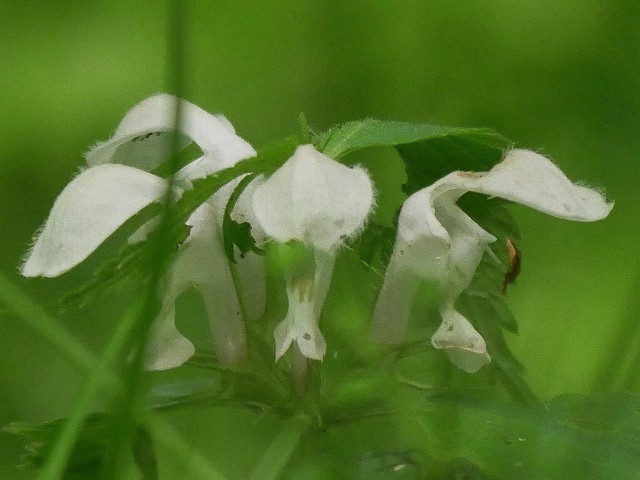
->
[99,1,189,476]
[247,416,309,480]
[140,411,230,480]
[36,300,144,479]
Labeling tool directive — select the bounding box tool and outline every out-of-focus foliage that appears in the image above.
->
[1,1,638,478]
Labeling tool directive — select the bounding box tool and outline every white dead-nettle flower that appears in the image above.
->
[372,149,613,373]
[21,93,265,369]
[251,144,375,361]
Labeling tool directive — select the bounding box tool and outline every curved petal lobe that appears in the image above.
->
[274,278,327,361]
[447,149,613,221]
[144,303,196,371]
[252,144,374,252]
[86,93,255,173]
[22,164,167,277]
[431,308,490,373]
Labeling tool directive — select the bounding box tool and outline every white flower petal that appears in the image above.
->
[252,144,374,251]
[373,148,612,357]
[86,93,255,174]
[175,203,248,364]
[371,255,422,344]
[144,303,195,371]
[431,308,490,373]
[448,149,613,222]
[274,279,327,361]
[22,164,167,277]
[435,201,495,296]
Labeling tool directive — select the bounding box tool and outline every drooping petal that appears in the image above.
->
[86,93,255,174]
[431,308,490,373]
[22,164,167,277]
[447,149,613,221]
[143,202,249,369]
[398,148,612,293]
[251,144,374,252]
[371,256,422,344]
[372,196,451,343]
[181,203,249,364]
[144,302,195,371]
[274,278,327,361]
[273,251,335,361]
[434,200,496,297]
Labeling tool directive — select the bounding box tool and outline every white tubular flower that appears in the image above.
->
[22,94,262,369]
[252,145,374,361]
[373,149,613,373]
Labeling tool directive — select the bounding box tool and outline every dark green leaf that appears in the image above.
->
[222,173,264,263]
[348,221,396,273]
[146,377,223,410]
[133,426,158,480]
[4,413,110,477]
[315,119,507,162]
[452,193,534,403]
[398,132,509,196]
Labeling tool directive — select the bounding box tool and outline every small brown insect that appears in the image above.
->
[501,238,521,294]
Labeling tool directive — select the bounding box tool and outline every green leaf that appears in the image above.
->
[457,196,535,404]
[4,413,110,476]
[146,377,223,410]
[4,377,234,477]
[133,426,158,480]
[397,132,509,196]
[316,119,507,162]
[222,173,264,263]
[348,221,396,273]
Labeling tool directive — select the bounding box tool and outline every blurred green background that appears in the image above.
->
[1,1,638,477]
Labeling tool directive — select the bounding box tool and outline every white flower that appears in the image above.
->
[372,149,613,372]
[251,144,375,361]
[21,94,264,369]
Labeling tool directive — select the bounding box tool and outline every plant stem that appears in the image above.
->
[36,301,144,479]
[247,416,309,480]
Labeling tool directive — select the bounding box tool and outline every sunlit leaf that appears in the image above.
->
[316,119,507,163]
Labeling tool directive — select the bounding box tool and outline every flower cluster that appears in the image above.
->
[22,94,612,375]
